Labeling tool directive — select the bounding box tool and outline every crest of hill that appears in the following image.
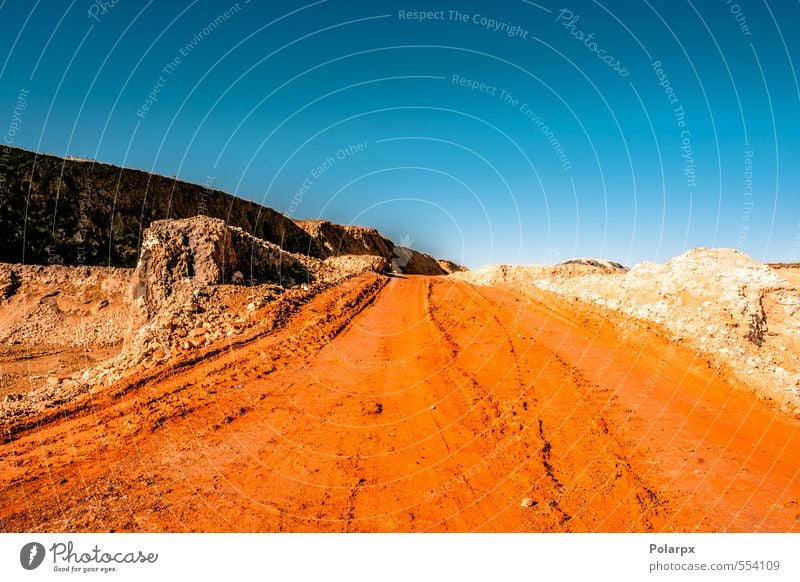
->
[0,146,459,275]
[0,145,322,267]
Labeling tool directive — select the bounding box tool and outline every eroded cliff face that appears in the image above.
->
[0,146,322,267]
[0,146,462,275]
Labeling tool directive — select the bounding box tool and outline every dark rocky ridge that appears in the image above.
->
[0,146,462,274]
[0,145,322,267]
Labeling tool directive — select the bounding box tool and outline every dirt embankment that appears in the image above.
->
[0,263,131,402]
[0,216,395,435]
[456,249,800,413]
[0,145,459,275]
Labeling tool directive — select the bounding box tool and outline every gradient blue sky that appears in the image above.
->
[1,0,798,267]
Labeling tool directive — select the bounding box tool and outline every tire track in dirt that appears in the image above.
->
[422,279,567,530]
[461,283,676,531]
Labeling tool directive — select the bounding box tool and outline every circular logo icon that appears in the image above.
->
[20,542,46,570]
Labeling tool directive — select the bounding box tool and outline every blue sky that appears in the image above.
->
[1,0,798,268]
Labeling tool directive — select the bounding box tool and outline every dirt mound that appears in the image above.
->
[390,246,448,275]
[125,216,314,359]
[558,258,628,271]
[0,263,131,349]
[294,220,452,276]
[436,259,468,274]
[452,260,625,286]
[294,219,394,258]
[464,249,800,411]
[0,263,131,415]
[130,215,310,322]
[322,254,389,277]
[0,145,321,267]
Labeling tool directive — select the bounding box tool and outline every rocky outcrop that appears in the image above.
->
[294,220,394,259]
[127,216,313,350]
[391,247,447,275]
[0,145,321,267]
[294,219,456,276]
[437,259,467,274]
[558,258,628,271]
[322,254,390,278]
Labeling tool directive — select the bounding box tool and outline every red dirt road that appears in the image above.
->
[2,274,799,532]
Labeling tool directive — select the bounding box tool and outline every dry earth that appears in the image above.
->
[455,250,800,414]
[1,241,800,531]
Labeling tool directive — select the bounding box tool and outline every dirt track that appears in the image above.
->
[2,274,799,532]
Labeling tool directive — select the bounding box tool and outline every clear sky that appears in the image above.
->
[1,0,798,268]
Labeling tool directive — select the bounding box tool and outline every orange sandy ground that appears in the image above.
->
[1,274,799,532]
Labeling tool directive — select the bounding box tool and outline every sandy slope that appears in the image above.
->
[1,275,799,532]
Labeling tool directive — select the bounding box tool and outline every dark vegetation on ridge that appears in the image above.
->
[0,146,457,275]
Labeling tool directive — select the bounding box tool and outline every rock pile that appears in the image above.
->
[294,219,394,258]
[126,216,317,358]
[294,219,463,275]
[458,249,800,410]
[0,263,131,348]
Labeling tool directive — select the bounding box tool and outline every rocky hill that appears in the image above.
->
[0,146,324,267]
[0,146,460,274]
